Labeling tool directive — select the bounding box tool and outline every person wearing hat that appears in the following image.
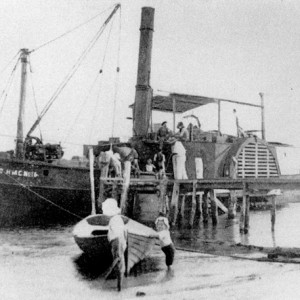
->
[102,198,127,291]
[152,212,175,270]
[157,121,171,140]
[175,121,189,142]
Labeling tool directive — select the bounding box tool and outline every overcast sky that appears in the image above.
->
[0,0,300,172]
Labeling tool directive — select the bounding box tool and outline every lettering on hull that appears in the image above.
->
[0,168,38,178]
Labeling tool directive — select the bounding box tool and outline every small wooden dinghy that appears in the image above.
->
[73,214,157,272]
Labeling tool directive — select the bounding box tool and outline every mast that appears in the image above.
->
[133,7,155,137]
[16,48,29,159]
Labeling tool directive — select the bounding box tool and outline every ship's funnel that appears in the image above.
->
[133,7,155,137]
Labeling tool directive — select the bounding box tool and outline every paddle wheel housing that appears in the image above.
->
[220,137,280,179]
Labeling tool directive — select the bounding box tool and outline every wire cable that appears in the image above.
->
[28,56,43,141]
[0,50,20,76]
[111,7,122,138]
[27,4,120,137]
[30,5,115,54]
[0,57,20,117]
[3,172,83,219]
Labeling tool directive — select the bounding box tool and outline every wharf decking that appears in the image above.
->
[100,176,300,191]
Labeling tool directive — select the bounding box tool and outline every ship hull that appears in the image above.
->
[0,158,100,227]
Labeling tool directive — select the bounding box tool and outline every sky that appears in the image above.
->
[0,0,300,173]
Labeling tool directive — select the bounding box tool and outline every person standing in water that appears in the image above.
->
[153,213,175,270]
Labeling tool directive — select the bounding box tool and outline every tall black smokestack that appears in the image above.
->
[133,7,155,137]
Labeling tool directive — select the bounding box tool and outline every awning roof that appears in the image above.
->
[130,92,262,113]
[151,93,217,113]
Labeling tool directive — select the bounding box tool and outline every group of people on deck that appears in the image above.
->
[145,120,189,179]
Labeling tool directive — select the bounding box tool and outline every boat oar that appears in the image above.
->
[104,257,120,280]
[125,233,129,277]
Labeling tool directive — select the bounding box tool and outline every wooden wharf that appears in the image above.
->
[98,176,300,234]
[101,177,300,190]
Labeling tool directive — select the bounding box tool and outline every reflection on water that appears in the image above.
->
[173,202,300,249]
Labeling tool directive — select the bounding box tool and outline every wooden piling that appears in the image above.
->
[170,182,180,226]
[97,152,111,211]
[120,161,131,214]
[244,193,250,233]
[270,195,276,231]
[210,190,218,226]
[228,190,237,219]
[240,183,249,234]
[202,190,209,225]
[178,194,185,228]
[89,147,96,215]
[189,180,197,228]
[111,180,119,200]
[157,178,168,214]
[193,193,202,227]
[97,179,105,212]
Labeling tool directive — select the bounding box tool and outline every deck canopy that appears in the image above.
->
[151,93,217,113]
[130,92,261,113]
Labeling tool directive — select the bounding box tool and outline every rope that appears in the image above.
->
[3,172,83,220]
[88,78,104,144]
[28,57,43,141]
[27,6,119,137]
[0,50,20,76]
[0,57,20,117]
[62,73,100,145]
[88,16,115,144]
[30,5,115,54]
[111,7,122,138]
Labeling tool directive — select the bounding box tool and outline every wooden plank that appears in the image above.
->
[215,196,228,213]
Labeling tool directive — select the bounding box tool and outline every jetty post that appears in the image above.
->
[157,177,168,214]
[269,194,277,231]
[202,190,209,225]
[210,190,218,226]
[97,151,111,211]
[188,180,197,228]
[170,182,180,226]
[228,191,237,219]
[271,197,276,231]
[239,183,250,233]
[89,147,96,214]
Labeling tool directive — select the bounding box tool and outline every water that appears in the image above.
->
[1,203,300,299]
[175,202,300,250]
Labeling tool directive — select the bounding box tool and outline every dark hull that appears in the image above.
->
[0,158,100,227]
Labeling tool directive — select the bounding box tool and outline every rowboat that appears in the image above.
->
[73,214,158,273]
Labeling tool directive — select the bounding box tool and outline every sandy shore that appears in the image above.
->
[96,246,299,300]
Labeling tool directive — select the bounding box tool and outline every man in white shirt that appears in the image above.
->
[171,140,188,179]
[102,198,127,291]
